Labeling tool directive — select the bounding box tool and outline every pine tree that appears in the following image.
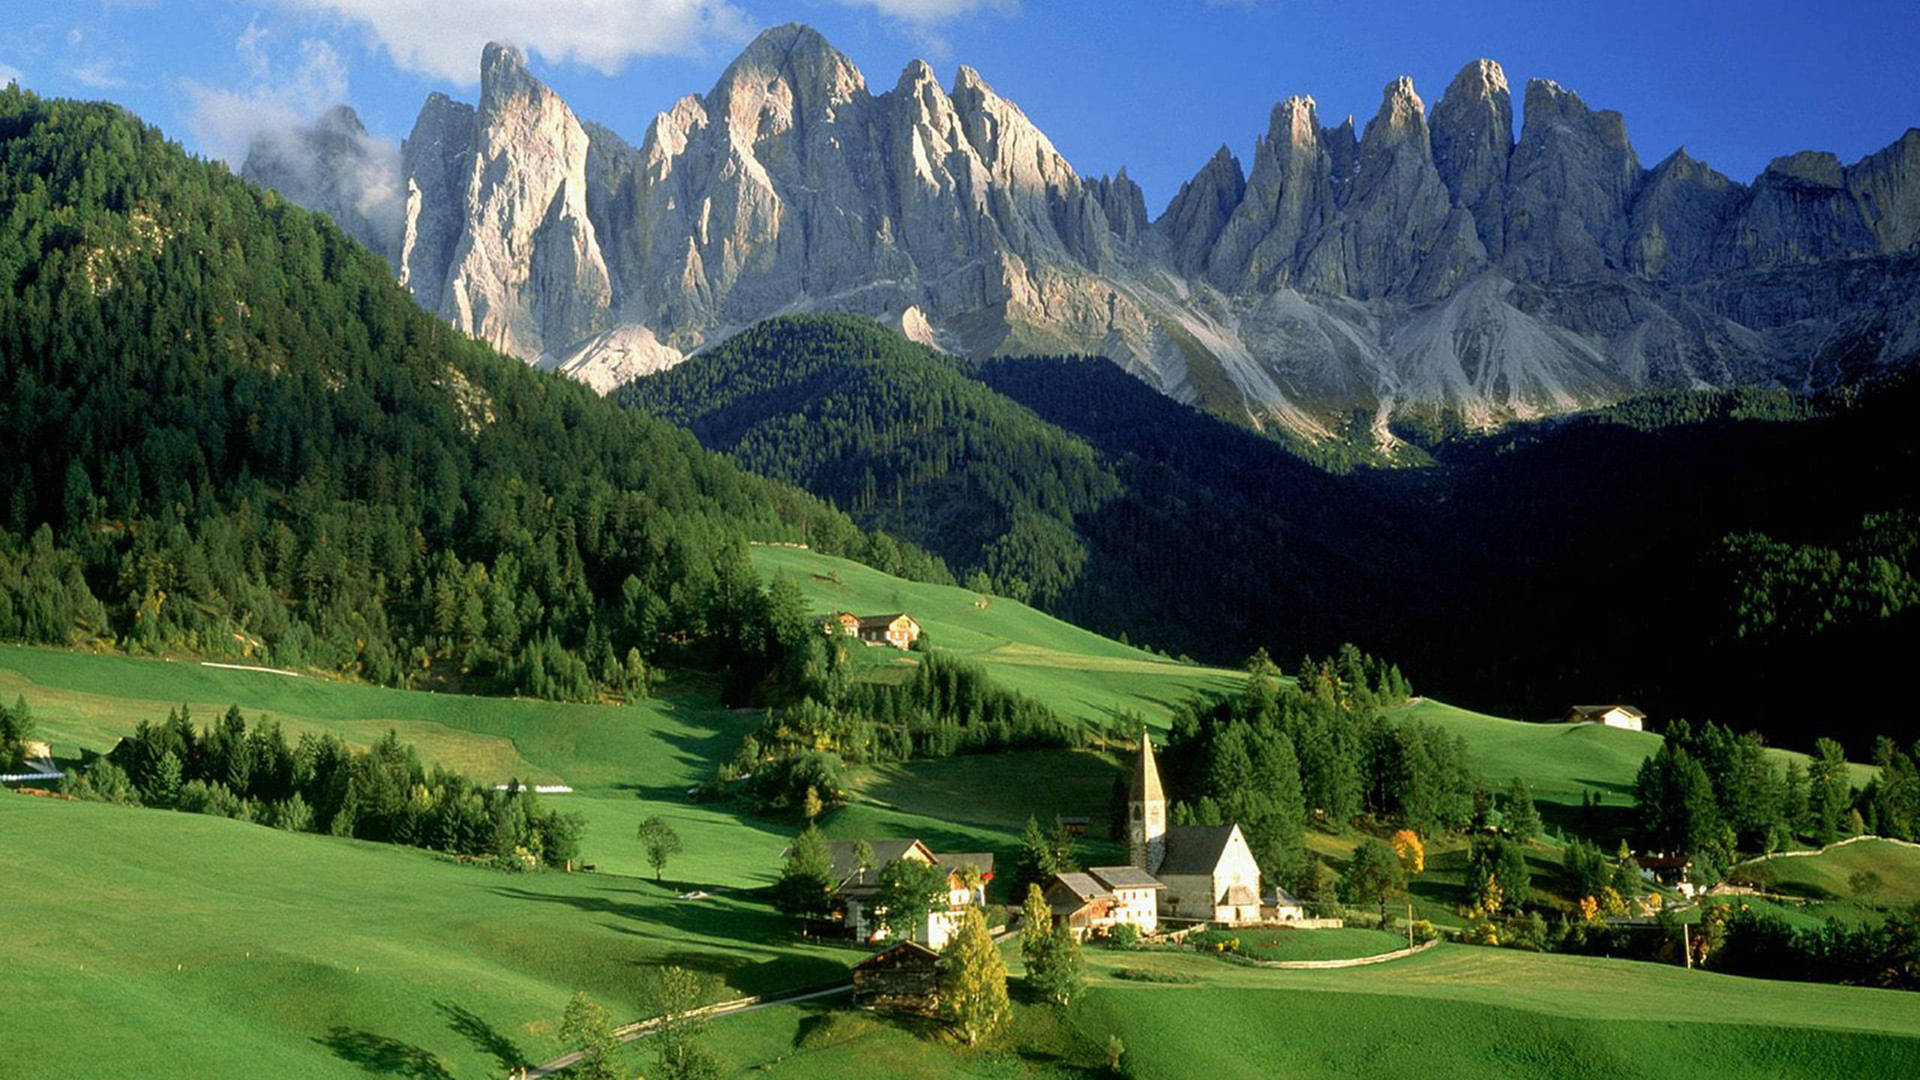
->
[1031,918,1085,1006]
[1012,816,1057,896]
[1506,777,1542,845]
[774,825,836,924]
[939,906,1010,1047]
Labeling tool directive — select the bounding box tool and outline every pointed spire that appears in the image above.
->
[1131,728,1164,805]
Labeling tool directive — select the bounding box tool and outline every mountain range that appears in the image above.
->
[245,24,1920,440]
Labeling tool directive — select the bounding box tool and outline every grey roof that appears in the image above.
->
[1129,729,1164,804]
[853,940,941,971]
[1156,825,1240,876]
[857,612,914,630]
[1224,883,1260,906]
[1088,865,1164,890]
[933,851,995,877]
[825,839,931,892]
[1268,884,1303,907]
[1049,872,1111,902]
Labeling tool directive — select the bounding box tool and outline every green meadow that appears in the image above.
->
[1744,838,1920,906]
[0,794,853,1080]
[751,544,1244,729]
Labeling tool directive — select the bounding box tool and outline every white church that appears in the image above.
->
[1049,730,1271,933]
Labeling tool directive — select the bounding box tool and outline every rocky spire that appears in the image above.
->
[398,92,477,308]
[1156,145,1245,277]
[1846,128,1920,253]
[440,41,613,360]
[1092,167,1150,244]
[1429,58,1513,255]
[1208,95,1335,290]
[1306,75,1465,298]
[1504,78,1641,281]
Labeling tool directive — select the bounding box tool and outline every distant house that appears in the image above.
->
[1566,705,1647,732]
[852,940,942,1011]
[821,611,860,637]
[857,613,921,650]
[1635,853,1698,897]
[1044,872,1116,939]
[823,838,992,949]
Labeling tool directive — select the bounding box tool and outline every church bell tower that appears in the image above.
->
[1128,728,1167,874]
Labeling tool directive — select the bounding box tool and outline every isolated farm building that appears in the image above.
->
[1265,884,1307,922]
[1566,705,1647,731]
[823,838,991,949]
[1126,730,1264,925]
[821,611,860,637]
[857,613,921,650]
[1088,865,1163,934]
[1635,853,1698,897]
[852,940,942,1010]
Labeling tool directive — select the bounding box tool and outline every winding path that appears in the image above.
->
[525,983,851,1079]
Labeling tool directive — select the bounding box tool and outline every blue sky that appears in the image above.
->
[6,0,1919,213]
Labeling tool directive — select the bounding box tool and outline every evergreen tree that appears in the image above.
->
[1339,837,1405,921]
[1505,777,1542,845]
[774,825,836,924]
[1012,816,1061,896]
[1030,919,1085,1007]
[1807,738,1851,845]
[938,906,1010,1047]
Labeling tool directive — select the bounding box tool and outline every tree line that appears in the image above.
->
[62,702,581,867]
[1633,718,1920,882]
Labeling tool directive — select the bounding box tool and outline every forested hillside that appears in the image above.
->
[620,316,1117,605]
[0,88,945,702]
[626,315,1920,752]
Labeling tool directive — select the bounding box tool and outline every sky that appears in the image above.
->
[6,0,1920,214]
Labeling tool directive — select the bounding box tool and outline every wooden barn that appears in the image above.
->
[852,940,942,1011]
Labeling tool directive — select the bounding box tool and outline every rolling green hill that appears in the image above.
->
[751,544,1244,731]
[1742,838,1920,906]
[0,794,850,1080]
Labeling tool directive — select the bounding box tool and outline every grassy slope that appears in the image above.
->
[0,795,854,1080]
[751,545,1243,730]
[696,945,1920,1079]
[0,645,787,885]
[1747,839,1920,905]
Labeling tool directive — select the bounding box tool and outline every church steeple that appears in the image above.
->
[1128,728,1167,874]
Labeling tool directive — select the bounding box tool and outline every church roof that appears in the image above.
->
[1156,825,1241,876]
[1129,729,1164,805]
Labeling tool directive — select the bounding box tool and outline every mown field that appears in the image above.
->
[751,545,1245,730]
[693,944,1920,1079]
[0,794,853,1080]
[0,644,784,885]
[1742,838,1920,906]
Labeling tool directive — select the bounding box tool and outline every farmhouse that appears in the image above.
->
[821,611,861,637]
[852,940,942,1011]
[1044,864,1165,939]
[1566,704,1647,731]
[824,838,992,949]
[857,613,921,650]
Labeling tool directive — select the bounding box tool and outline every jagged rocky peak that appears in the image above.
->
[251,24,1920,438]
[1156,145,1245,276]
[1504,77,1642,280]
[1430,58,1513,253]
[1628,147,1742,280]
[1848,128,1920,251]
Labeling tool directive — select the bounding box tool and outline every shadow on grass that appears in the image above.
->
[434,1001,525,1073]
[315,1027,453,1079]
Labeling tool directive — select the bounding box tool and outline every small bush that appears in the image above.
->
[1111,967,1202,985]
[1107,923,1140,950]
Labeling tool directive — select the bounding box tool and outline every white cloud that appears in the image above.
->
[182,32,350,164]
[259,0,754,84]
[69,60,127,89]
[835,0,1016,21]
[0,62,22,88]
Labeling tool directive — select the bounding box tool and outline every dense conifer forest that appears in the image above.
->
[0,89,946,702]
[628,315,1920,752]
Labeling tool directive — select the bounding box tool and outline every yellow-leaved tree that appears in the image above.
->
[1390,829,1425,875]
[940,906,1010,1047]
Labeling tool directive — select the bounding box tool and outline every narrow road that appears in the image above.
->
[525,982,851,1078]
